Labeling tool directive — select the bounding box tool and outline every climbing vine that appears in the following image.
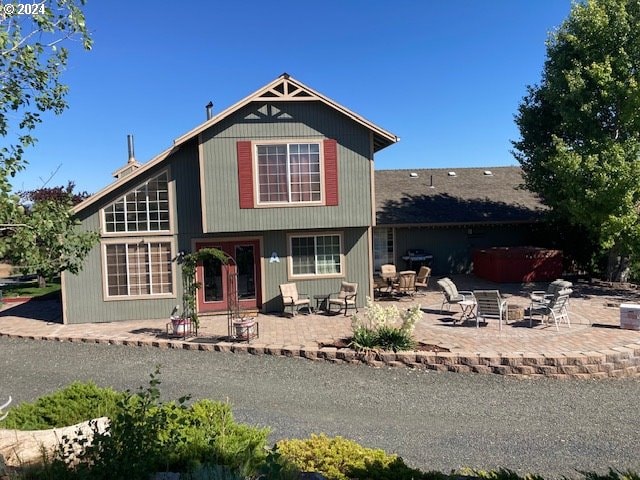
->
[179,248,230,331]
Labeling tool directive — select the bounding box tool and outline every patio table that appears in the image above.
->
[313,294,331,313]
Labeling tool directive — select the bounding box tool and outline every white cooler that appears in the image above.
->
[620,303,640,330]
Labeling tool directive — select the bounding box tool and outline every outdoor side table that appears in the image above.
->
[506,305,525,323]
[313,294,330,313]
[457,300,477,325]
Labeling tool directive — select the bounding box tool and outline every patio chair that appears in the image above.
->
[415,266,431,295]
[279,283,311,316]
[473,290,508,330]
[373,275,391,297]
[529,288,571,331]
[437,277,474,313]
[530,279,573,310]
[380,264,397,282]
[327,281,358,316]
[394,271,417,298]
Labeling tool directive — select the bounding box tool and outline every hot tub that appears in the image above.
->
[473,247,562,283]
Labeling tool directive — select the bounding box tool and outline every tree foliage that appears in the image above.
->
[19,180,89,205]
[3,192,98,286]
[0,0,92,223]
[512,0,640,280]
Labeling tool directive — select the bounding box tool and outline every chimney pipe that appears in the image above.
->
[206,101,213,120]
[127,134,135,164]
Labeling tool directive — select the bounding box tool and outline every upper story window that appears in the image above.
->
[237,139,338,209]
[103,172,170,233]
[256,143,321,204]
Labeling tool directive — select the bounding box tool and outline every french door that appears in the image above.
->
[195,239,261,312]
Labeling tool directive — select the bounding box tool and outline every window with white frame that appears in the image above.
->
[103,172,170,232]
[290,234,342,276]
[105,241,173,297]
[373,228,394,272]
[257,143,321,203]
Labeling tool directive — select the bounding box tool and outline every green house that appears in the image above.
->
[63,74,398,323]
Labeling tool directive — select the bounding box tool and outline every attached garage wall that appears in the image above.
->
[391,224,539,275]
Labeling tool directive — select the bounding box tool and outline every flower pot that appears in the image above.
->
[171,318,191,336]
[233,319,255,339]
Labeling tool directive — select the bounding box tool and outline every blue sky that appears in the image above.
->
[12,0,572,194]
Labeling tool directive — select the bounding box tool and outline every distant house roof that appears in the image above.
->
[74,73,398,214]
[375,166,547,226]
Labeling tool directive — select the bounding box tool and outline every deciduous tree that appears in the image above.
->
[5,186,98,287]
[0,0,92,223]
[512,0,640,281]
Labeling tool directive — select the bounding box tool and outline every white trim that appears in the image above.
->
[252,139,325,207]
[286,231,345,280]
[100,236,177,301]
[99,168,173,237]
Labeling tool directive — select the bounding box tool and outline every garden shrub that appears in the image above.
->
[350,298,421,352]
[0,381,123,430]
[276,433,425,480]
[50,367,270,480]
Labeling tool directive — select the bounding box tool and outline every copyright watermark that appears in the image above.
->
[2,3,45,16]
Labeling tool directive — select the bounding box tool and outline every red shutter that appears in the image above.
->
[237,141,254,209]
[324,139,338,206]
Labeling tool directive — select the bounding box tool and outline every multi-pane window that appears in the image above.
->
[257,143,321,203]
[291,234,341,276]
[105,242,172,297]
[373,228,394,272]
[104,172,170,232]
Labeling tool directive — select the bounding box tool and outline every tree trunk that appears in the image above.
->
[37,274,47,289]
[606,246,630,283]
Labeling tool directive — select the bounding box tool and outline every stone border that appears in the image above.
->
[2,332,640,379]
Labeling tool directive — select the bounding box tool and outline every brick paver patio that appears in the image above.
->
[1,275,640,378]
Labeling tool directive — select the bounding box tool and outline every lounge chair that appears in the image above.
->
[437,277,474,313]
[279,283,311,316]
[529,288,571,331]
[473,290,508,330]
[327,281,358,316]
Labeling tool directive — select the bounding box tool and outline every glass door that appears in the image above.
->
[196,240,261,312]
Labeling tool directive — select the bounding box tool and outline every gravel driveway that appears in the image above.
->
[1,337,639,478]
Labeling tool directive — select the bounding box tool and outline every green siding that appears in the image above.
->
[260,227,371,312]
[64,142,201,324]
[391,225,538,275]
[201,102,373,232]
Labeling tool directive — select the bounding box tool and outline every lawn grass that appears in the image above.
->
[0,278,61,299]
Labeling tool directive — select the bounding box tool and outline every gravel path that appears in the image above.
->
[1,337,639,478]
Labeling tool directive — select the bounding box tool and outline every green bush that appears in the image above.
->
[0,381,123,430]
[50,367,270,480]
[276,433,425,480]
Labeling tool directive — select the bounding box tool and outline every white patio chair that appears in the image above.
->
[529,288,571,331]
[473,290,508,330]
[437,277,475,313]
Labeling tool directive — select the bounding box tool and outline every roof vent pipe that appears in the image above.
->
[206,101,213,120]
[127,134,135,164]
[429,174,434,188]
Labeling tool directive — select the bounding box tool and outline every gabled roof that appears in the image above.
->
[175,73,399,152]
[375,166,547,226]
[75,73,399,214]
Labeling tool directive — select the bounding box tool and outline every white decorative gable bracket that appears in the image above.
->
[255,76,316,101]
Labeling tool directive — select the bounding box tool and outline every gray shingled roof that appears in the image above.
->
[375,166,546,226]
